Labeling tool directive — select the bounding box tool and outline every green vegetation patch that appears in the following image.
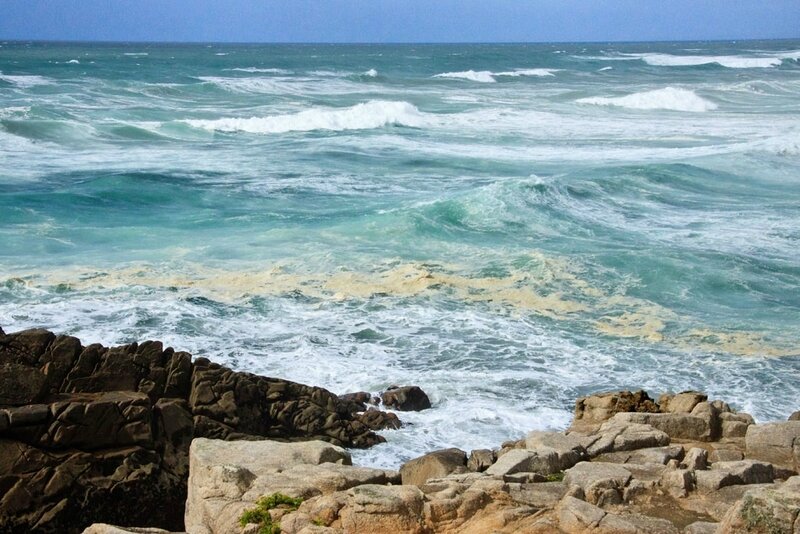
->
[239,493,304,534]
[545,471,565,482]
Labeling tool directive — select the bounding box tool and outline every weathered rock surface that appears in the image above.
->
[0,327,389,534]
[400,448,467,486]
[745,421,800,471]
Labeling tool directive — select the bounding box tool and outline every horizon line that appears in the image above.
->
[2,36,799,46]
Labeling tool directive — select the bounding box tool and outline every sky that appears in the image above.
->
[1,0,798,43]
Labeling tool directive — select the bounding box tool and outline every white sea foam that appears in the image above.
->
[598,66,613,72]
[434,70,496,83]
[0,106,31,118]
[184,100,431,134]
[364,68,378,77]
[66,59,80,65]
[197,75,288,93]
[577,87,718,112]
[123,52,148,56]
[0,73,53,87]
[631,53,783,69]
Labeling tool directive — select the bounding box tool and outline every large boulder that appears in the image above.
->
[0,327,390,534]
[485,448,561,477]
[563,462,632,505]
[400,448,467,486]
[745,421,800,471]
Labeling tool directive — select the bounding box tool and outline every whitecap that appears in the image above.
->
[0,73,53,87]
[363,68,378,77]
[598,66,613,72]
[434,70,496,83]
[577,87,718,112]
[66,59,80,65]
[184,100,432,134]
[493,68,560,77]
[631,53,782,69]
[123,52,148,56]
[0,106,30,118]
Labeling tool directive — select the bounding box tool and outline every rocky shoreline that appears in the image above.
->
[2,327,799,533]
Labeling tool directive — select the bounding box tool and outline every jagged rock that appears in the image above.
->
[380,386,431,411]
[719,412,754,438]
[0,327,388,534]
[745,421,800,470]
[789,411,800,421]
[467,449,495,472]
[716,475,800,533]
[356,409,402,430]
[573,390,660,426]
[485,448,561,477]
[399,448,467,486]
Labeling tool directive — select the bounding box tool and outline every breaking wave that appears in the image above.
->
[434,68,559,83]
[577,87,718,112]
[184,100,432,134]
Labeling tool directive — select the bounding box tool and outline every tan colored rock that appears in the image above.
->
[745,421,800,470]
[586,417,670,456]
[400,448,467,486]
[485,448,561,477]
[660,468,694,498]
[683,521,718,534]
[525,431,588,470]
[596,445,683,465]
[557,496,605,533]
[563,461,632,505]
[466,449,495,472]
[660,391,707,414]
[573,390,659,427]
[708,449,743,463]
[681,447,708,471]
[613,412,713,442]
[339,484,426,534]
[716,475,800,533]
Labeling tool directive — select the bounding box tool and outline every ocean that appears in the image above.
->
[1,40,799,467]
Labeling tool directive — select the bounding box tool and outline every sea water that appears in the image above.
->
[1,40,799,467]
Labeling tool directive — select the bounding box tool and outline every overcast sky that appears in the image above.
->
[1,0,798,43]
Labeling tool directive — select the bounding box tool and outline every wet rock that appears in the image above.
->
[400,448,468,486]
[356,409,402,430]
[380,386,431,411]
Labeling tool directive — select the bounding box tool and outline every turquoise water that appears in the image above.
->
[1,40,799,467]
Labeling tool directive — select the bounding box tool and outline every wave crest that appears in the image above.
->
[184,100,431,134]
[434,68,559,83]
[632,53,782,69]
[577,87,718,112]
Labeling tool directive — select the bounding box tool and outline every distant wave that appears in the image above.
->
[632,53,782,69]
[434,68,559,83]
[577,87,718,112]
[197,75,286,93]
[123,52,148,57]
[184,100,431,134]
[66,59,80,65]
[0,73,53,87]
[227,67,291,74]
[363,68,378,77]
